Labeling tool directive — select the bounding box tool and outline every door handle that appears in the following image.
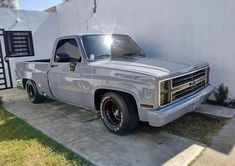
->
[51,64,58,68]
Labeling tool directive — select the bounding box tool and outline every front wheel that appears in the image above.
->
[100,92,139,135]
[26,80,45,103]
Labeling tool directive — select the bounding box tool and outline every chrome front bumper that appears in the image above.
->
[147,85,214,127]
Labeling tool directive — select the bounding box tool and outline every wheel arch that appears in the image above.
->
[94,88,139,112]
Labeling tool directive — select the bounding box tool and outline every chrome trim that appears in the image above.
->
[158,66,210,107]
[171,70,206,88]
[160,84,210,109]
[148,85,214,127]
[171,80,206,101]
[159,66,209,82]
[171,76,206,94]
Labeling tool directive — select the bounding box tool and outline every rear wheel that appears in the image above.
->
[100,92,139,135]
[26,80,45,103]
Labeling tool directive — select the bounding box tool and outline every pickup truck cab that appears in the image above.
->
[15,34,214,135]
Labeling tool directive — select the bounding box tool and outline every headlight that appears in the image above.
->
[143,88,154,99]
[160,80,171,106]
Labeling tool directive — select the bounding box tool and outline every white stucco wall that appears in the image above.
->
[57,0,235,98]
[0,8,60,86]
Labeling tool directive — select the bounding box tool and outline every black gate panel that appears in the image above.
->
[0,29,13,90]
[0,40,7,90]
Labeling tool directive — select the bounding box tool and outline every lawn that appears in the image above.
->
[161,113,227,145]
[0,107,92,166]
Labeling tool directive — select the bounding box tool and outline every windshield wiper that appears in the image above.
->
[95,54,111,59]
[121,53,144,58]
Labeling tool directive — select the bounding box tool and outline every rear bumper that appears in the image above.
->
[147,85,214,127]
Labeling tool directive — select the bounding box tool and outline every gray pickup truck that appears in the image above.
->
[15,34,213,135]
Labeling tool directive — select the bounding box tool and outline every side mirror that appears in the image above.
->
[55,53,70,62]
[4,56,10,62]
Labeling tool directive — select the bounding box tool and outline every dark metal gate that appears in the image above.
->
[0,29,13,90]
[0,40,7,90]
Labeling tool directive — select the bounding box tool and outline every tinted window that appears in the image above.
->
[82,35,144,61]
[55,38,81,63]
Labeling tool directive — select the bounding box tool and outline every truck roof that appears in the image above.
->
[56,33,128,40]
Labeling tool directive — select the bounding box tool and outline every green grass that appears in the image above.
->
[161,113,227,145]
[0,107,92,166]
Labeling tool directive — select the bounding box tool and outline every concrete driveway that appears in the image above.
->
[1,88,205,166]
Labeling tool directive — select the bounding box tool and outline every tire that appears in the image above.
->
[123,95,139,131]
[100,92,139,135]
[26,80,45,103]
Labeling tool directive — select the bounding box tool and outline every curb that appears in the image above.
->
[163,144,205,166]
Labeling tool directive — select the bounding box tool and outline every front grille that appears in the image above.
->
[159,67,210,106]
[172,81,206,101]
[172,69,206,88]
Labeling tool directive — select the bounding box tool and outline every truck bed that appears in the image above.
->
[15,59,51,97]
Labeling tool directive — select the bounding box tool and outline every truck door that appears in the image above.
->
[48,38,85,106]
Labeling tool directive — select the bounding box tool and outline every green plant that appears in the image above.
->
[228,98,235,108]
[214,83,229,105]
[0,96,3,105]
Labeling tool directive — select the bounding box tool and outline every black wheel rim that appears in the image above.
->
[104,99,122,127]
[27,84,35,100]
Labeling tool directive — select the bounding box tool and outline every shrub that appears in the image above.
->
[0,96,3,105]
[214,83,229,105]
[228,99,235,108]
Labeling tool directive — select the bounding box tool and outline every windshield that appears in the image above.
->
[81,35,145,61]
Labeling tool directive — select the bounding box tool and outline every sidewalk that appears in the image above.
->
[192,116,235,166]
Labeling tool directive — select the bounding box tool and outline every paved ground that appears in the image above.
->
[1,88,205,166]
[192,116,235,166]
[196,104,235,119]
[194,103,235,166]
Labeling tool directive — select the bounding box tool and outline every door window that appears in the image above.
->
[54,38,81,63]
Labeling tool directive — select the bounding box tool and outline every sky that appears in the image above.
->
[19,0,63,11]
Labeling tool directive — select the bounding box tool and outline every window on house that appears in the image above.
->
[5,31,34,57]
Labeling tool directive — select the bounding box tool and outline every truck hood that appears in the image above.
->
[89,57,209,78]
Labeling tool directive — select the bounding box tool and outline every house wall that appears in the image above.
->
[0,8,60,86]
[57,0,235,98]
